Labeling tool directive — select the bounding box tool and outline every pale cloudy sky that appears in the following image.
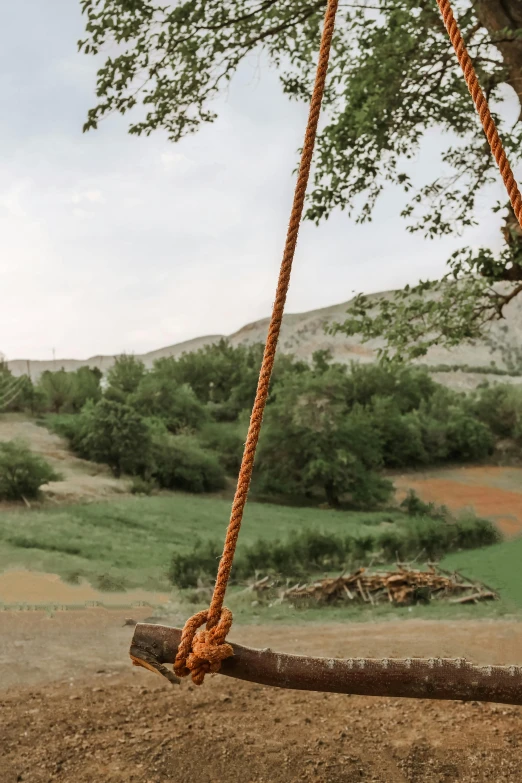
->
[0,1,515,361]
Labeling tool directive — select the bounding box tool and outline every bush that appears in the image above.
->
[152,435,226,493]
[168,514,502,587]
[399,490,448,520]
[472,384,522,438]
[0,440,61,500]
[390,515,501,561]
[445,411,494,461]
[369,397,427,468]
[132,375,208,433]
[46,413,91,458]
[80,399,153,478]
[129,476,157,496]
[169,538,222,588]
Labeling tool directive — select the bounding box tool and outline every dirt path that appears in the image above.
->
[1,610,522,782]
[0,416,128,502]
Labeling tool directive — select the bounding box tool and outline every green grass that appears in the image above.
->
[0,494,403,591]
[441,537,522,612]
[1,492,520,622]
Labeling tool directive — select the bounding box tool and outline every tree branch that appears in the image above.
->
[130,623,522,706]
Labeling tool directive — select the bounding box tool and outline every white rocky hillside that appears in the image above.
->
[7,289,522,392]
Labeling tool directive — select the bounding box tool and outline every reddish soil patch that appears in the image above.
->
[2,611,522,782]
[394,466,522,538]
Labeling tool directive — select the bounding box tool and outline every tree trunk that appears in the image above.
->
[324,480,339,508]
[476,0,522,110]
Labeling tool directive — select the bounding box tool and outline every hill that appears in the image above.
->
[7,289,522,390]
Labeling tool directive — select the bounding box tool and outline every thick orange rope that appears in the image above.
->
[174,0,340,685]
[435,0,522,228]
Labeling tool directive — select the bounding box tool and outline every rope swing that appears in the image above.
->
[130,0,522,704]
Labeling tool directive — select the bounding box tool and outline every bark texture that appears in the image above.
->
[130,623,522,706]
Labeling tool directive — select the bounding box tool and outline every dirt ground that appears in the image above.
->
[394,465,522,538]
[2,609,522,783]
[0,417,128,503]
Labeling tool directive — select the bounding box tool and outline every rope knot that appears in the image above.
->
[173,607,233,686]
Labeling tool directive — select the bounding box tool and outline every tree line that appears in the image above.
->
[1,343,521,507]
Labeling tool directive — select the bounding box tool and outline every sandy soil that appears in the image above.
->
[1,610,522,782]
[0,569,171,608]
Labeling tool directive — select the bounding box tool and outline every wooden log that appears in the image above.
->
[450,591,497,605]
[130,623,522,706]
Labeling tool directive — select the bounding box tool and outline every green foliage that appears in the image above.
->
[344,361,438,413]
[0,440,61,501]
[80,398,153,477]
[256,366,393,507]
[129,476,158,496]
[70,367,102,411]
[46,413,92,459]
[37,370,74,413]
[29,367,102,415]
[169,538,222,589]
[79,0,522,354]
[368,397,427,468]
[78,0,520,236]
[168,513,501,587]
[132,370,208,433]
[0,366,37,414]
[329,248,522,363]
[471,384,522,442]
[445,408,494,461]
[151,434,226,493]
[106,354,146,399]
[199,421,245,474]
[151,340,306,420]
[400,490,448,520]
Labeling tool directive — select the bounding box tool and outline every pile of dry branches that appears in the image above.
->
[251,565,498,607]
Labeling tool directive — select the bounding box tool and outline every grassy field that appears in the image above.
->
[0,493,412,592]
[0,490,519,623]
[441,537,522,612]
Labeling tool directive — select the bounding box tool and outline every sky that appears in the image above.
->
[0,1,517,361]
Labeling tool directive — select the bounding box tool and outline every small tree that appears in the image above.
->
[70,367,102,411]
[256,368,392,507]
[0,440,60,501]
[37,370,74,413]
[132,372,207,433]
[106,354,146,400]
[81,399,152,477]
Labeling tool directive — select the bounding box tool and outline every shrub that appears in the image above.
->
[152,435,226,493]
[132,375,208,433]
[80,399,153,478]
[0,440,61,500]
[453,514,502,549]
[445,411,494,461]
[106,354,146,398]
[472,384,522,438]
[129,476,157,496]
[37,370,74,413]
[46,413,91,458]
[168,538,222,589]
[168,513,502,588]
[399,490,448,520]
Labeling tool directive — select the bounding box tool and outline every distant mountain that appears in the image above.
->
[7,290,522,391]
